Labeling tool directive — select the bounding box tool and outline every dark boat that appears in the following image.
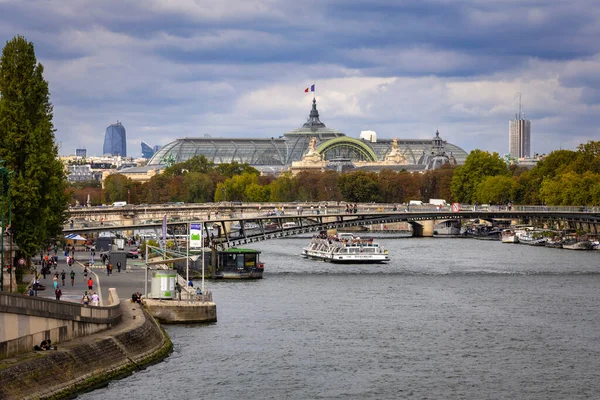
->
[213,247,264,279]
[471,225,502,240]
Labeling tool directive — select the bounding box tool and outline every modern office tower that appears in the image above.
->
[141,141,154,158]
[141,142,162,158]
[103,121,127,157]
[508,94,531,158]
[75,148,87,158]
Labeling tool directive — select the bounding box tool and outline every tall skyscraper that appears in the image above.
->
[508,94,530,158]
[103,121,127,157]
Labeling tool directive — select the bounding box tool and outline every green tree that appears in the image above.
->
[0,36,69,256]
[216,162,259,178]
[451,150,508,203]
[182,172,215,203]
[163,155,215,177]
[338,171,380,202]
[102,174,131,204]
[268,172,297,202]
[474,175,516,205]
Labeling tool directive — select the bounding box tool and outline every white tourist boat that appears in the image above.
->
[302,233,390,263]
[501,229,519,243]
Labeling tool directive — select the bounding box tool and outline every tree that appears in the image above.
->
[451,150,509,203]
[215,162,259,178]
[102,174,131,204]
[474,175,516,205]
[0,36,69,256]
[338,171,381,202]
[163,155,215,177]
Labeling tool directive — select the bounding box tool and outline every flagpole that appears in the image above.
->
[186,222,189,302]
[201,222,205,294]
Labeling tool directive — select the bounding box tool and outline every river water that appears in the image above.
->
[80,237,600,400]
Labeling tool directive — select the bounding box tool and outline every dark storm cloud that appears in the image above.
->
[0,0,599,156]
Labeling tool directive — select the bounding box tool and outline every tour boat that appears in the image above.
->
[501,229,519,243]
[433,220,463,237]
[301,233,390,263]
[213,247,264,279]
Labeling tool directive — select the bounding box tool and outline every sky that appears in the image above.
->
[1,0,599,158]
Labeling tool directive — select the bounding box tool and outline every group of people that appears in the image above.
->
[80,291,100,306]
[344,203,359,214]
[105,261,122,275]
[33,339,54,351]
[131,292,143,304]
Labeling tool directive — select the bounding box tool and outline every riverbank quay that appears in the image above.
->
[145,294,216,324]
[0,294,172,400]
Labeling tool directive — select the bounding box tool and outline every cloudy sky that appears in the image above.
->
[1,0,599,157]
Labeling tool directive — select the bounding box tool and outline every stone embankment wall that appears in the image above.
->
[0,304,172,400]
[0,290,121,359]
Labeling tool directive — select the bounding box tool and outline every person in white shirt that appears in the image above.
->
[91,292,100,306]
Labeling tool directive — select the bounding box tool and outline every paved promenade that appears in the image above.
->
[33,248,147,305]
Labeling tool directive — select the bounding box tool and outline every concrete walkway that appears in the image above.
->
[31,249,147,305]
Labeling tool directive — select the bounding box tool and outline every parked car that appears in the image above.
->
[126,250,139,259]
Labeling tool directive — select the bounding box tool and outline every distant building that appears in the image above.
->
[141,141,154,158]
[66,164,103,183]
[103,121,127,157]
[75,148,87,158]
[508,95,530,158]
[141,142,162,158]
[148,98,468,171]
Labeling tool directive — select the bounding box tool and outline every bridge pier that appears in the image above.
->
[411,220,434,237]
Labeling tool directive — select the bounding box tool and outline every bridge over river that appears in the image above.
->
[64,203,600,249]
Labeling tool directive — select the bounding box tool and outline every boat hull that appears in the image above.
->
[214,271,263,279]
[302,249,390,263]
[562,241,592,250]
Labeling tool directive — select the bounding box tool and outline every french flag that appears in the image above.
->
[304,84,315,93]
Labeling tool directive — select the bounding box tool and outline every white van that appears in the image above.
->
[429,199,447,206]
[112,201,127,207]
[408,200,423,206]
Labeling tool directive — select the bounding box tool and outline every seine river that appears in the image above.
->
[80,237,600,400]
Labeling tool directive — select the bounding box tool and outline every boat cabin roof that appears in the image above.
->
[223,247,261,254]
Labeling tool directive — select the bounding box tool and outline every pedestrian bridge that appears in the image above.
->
[63,208,600,249]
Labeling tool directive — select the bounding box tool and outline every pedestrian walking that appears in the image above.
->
[53,275,58,290]
[91,292,99,306]
[175,282,182,302]
[61,270,66,286]
[87,277,93,291]
[106,263,110,276]
[70,270,75,286]
[81,292,90,305]
[117,261,121,273]
[55,287,62,301]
